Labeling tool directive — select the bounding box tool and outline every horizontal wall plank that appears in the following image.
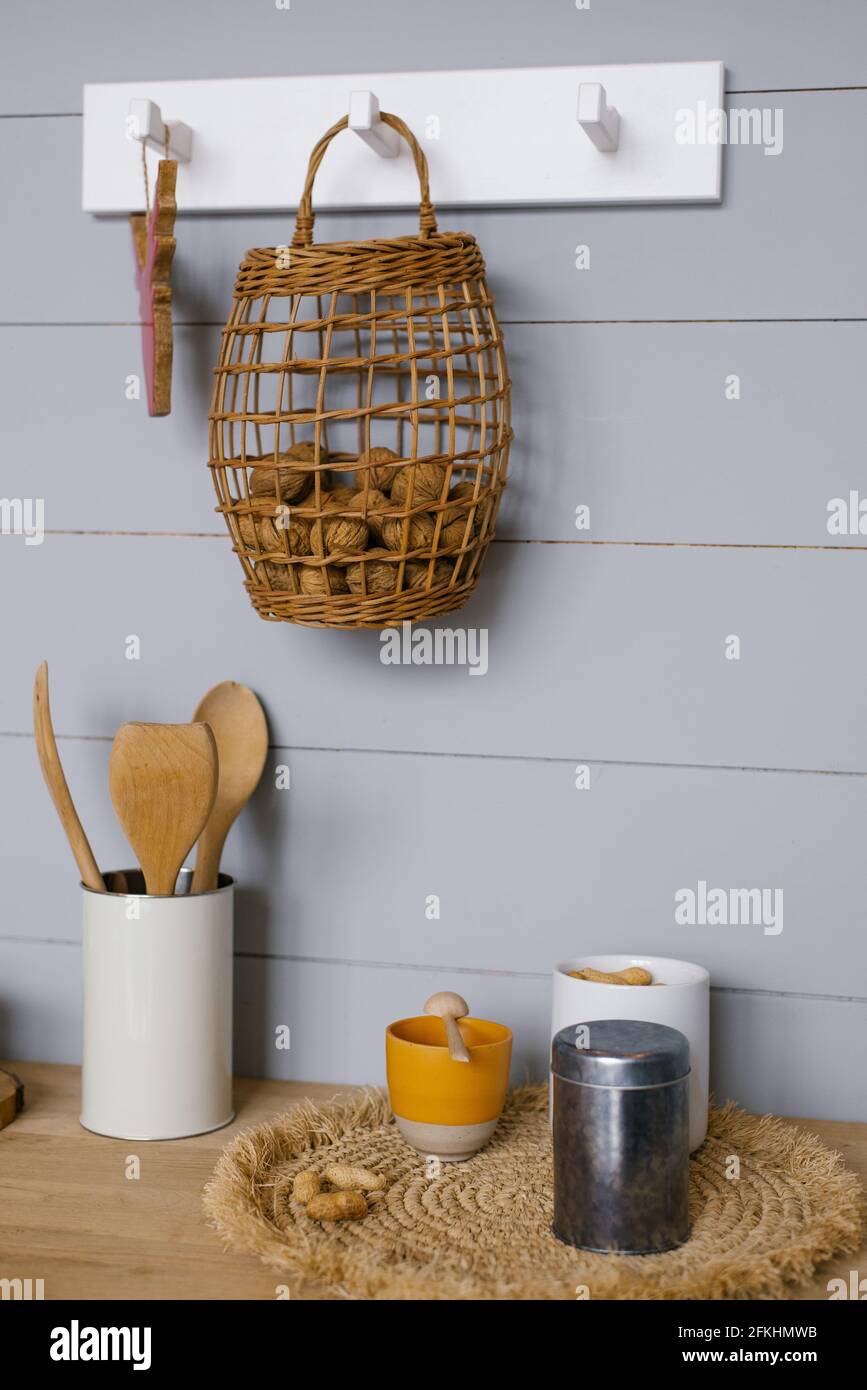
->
[237,969,867,1123]
[5,321,866,547]
[0,940,82,1068]
[4,92,867,324]
[0,938,549,1091]
[2,536,866,773]
[3,734,867,997]
[1,941,863,1121]
[0,326,221,536]
[3,0,867,115]
[709,992,867,1123]
[233,957,550,1092]
[507,321,867,546]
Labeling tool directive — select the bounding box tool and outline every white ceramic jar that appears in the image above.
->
[551,954,710,1151]
[81,869,234,1140]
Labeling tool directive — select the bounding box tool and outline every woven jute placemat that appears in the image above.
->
[203,1086,865,1300]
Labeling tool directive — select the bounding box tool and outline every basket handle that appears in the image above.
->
[291,113,437,249]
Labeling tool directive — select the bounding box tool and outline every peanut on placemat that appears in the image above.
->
[291,1162,387,1223]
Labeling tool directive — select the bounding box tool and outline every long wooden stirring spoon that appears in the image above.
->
[424,991,471,1064]
[191,681,268,893]
[109,722,218,896]
[33,661,105,892]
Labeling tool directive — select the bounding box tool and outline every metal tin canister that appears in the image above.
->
[552,1018,691,1254]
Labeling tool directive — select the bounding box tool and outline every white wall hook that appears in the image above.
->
[577,82,620,153]
[348,90,400,158]
[126,98,193,162]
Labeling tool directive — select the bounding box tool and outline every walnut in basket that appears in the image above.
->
[346,560,398,595]
[236,503,280,552]
[390,461,448,507]
[298,564,349,595]
[339,487,391,542]
[404,559,454,590]
[356,446,401,494]
[311,512,370,558]
[327,484,360,505]
[381,511,436,553]
[440,520,467,548]
[442,481,484,529]
[279,513,313,556]
[250,442,330,505]
[449,510,487,547]
[445,484,496,547]
[260,561,294,591]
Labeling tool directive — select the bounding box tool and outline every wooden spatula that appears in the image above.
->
[109,722,218,896]
[424,991,471,1063]
[33,661,105,892]
[191,681,268,893]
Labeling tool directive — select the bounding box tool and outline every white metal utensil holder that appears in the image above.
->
[80,870,234,1141]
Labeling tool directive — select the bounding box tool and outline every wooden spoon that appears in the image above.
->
[109,722,218,896]
[33,661,105,892]
[424,991,471,1063]
[190,681,268,893]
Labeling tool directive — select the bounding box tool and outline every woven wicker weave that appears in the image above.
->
[209,113,512,629]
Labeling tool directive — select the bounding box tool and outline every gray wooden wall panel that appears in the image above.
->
[5,92,867,325]
[3,733,866,999]
[1,326,222,536]
[235,969,867,1123]
[232,956,551,1090]
[1,939,863,1123]
[709,992,867,1123]
[6,321,865,547]
[3,536,866,774]
[0,940,82,1067]
[505,322,867,546]
[3,0,867,115]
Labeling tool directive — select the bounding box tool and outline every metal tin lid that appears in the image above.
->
[552,1019,690,1088]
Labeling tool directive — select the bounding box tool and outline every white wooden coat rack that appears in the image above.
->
[82,62,724,213]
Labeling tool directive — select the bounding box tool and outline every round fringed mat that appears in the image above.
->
[203,1086,864,1300]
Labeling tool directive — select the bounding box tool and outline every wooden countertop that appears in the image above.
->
[1,1060,865,1301]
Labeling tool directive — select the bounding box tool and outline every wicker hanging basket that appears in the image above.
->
[208,113,512,629]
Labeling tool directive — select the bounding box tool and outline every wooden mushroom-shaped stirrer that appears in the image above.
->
[424,991,471,1063]
[109,722,218,896]
[190,681,268,893]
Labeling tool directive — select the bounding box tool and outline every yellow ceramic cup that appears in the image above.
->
[386,1015,513,1161]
